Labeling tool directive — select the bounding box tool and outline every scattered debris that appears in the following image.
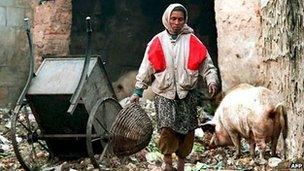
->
[0,101,300,170]
[268,157,282,168]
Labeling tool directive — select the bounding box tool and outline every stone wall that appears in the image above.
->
[215,0,263,91]
[0,0,33,107]
[261,0,304,159]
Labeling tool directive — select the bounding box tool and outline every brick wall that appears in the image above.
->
[33,0,71,66]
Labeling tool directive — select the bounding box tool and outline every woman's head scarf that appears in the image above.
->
[162,3,194,34]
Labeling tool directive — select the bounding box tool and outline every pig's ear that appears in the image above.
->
[201,120,216,133]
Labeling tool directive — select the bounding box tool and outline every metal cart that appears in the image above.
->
[10,17,123,170]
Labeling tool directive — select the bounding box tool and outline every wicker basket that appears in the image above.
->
[110,102,153,156]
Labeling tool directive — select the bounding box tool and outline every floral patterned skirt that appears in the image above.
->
[154,91,198,135]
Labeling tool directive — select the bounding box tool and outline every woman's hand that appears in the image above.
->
[129,94,140,103]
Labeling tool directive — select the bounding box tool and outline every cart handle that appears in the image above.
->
[13,18,35,113]
[68,16,92,114]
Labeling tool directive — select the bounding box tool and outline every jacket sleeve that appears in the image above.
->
[199,53,219,86]
[135,44,154,90]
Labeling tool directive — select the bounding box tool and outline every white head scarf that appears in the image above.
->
[162,3,194,35]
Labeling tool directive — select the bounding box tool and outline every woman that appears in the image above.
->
[130,3,219,171]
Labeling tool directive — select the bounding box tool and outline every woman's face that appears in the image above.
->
[169,10,185,34]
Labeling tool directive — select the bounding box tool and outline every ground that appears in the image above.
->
[0,100,301,171]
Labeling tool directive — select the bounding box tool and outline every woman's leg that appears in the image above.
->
[164,154,173,171]
[177,157,185,171]
[176,131,195,171]
[159,128,179,170]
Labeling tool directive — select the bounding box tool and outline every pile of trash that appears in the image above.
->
[0,100,294,170]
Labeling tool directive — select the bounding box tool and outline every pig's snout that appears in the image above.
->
[208,135,217,149]
[201,132,216,149]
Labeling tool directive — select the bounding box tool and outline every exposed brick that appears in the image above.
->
[33,0,72,61]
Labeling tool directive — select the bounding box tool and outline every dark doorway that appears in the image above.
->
[70,0,218,81]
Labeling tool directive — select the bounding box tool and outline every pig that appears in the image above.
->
[113,70,155,101]
[201,83,288,162]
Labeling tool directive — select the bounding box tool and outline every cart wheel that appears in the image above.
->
[11,104,52,171]
[86,97,122,168]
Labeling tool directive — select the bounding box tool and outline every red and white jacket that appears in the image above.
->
[135,31,219,100]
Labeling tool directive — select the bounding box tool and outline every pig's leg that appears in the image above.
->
[249,139,256,157]
[229,132,241,158]
[270,136,279,157]
[256,139,267,163]
[270,125,282,157]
